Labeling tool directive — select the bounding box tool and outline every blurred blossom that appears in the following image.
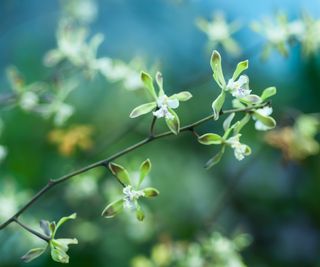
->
[196,12,241,56]
[48,124,94,156]
[62,0,98,24]
[0,180,31,222]
[265,114,320,161]
[0,145,7,163]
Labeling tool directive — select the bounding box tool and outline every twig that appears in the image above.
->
[13,218,50,242]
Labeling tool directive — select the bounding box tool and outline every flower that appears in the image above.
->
[226,134,249,161]
[253,106,273,131]
[123,185,145,209]
[226,75,251,98]
[153,95,179,120]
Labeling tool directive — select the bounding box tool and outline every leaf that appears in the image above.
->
[21,247,46,263]
[165,109,180,135]
[141,71,157,100]
[136,205,145,221]
[240,94,262,104]
[210,50,226,88]
[198,133,222,145]
[170,91,192,102]
[138,159,152,188]
[40,220,51,237]
[143,187,160,197]
[101,199,124,218]
[212,90,226,120]
[108,162,131,186]
[253,111,276,128]
[223,113,235,131]
[234,114,250,134]
[261,86,277,101]
[205,146,226,169]
[232,60,249,80]
[129,102,157,118]
[54,213,77,236]
[155,71,165,97]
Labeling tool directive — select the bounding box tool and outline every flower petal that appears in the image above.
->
[129,102,157,118]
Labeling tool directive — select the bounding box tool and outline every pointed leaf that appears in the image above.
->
[165,109,180,135]
[55,213,77,235]
[141,71,157,100]
[253,111,276,128]
[240,94,262,104]
[205,146,225,169]
[21,247,46,263]
[232,60,249,80]
[198,133,223,145]
[155,71,165,97]
[212,90,226,120]
[138,159,152,188]
[101,199,124,218]
[170,91,192,102]
[40,220,51,237]
[223,113,235,131]
[143,187,160,197]
[210,50,226,88]
[109,162,131,186]
[261,86,277,101]
[129,102,157,118]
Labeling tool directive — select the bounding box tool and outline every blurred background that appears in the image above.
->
[0,0,320,266]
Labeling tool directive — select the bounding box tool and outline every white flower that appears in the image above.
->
[153,95,179,120]
[288,20,305,40]
[227,134,248,161]
[266,27,287,44]
[226,75,251,98]
[254,106,273,131]
[122,185,145,210]
[20,91,39,111]
[208,20,230,41]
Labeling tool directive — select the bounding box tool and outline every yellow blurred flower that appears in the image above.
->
[48,124,94,156]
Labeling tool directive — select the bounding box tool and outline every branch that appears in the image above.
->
[0,102,269,231]
[13,217,50,242]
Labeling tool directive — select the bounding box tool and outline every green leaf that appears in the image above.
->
[55,213,77,235]
[165,109,180,135]
[155,71,165,97]
[143,187,160,197]
[234,114,250,134]
[129,102,157,118]
[198,133,222,145]
[40,220,51,237]
[232,60,249,80]
[261,86,277,101]
[21,247,46,263]
[101,199,124,218]
[210,50,226,88]
[141,71,157,100]
[223,113,235,131]
[138,159,152,188]
[240,94,262,104]
[212,90,226,120]
[205,146,226,169]
[253,111,276,128]
[109,162,131,186]
[170,91,192,102]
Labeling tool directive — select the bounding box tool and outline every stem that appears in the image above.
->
[0,102,269,231]
[149,115,157,137]
[13,218,50,242]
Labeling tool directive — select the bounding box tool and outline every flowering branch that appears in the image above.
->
[0,101,268,232]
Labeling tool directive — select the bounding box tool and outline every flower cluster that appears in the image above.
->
[129,71,192,134]
[196,12,241,56]
[102,159,159,221]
